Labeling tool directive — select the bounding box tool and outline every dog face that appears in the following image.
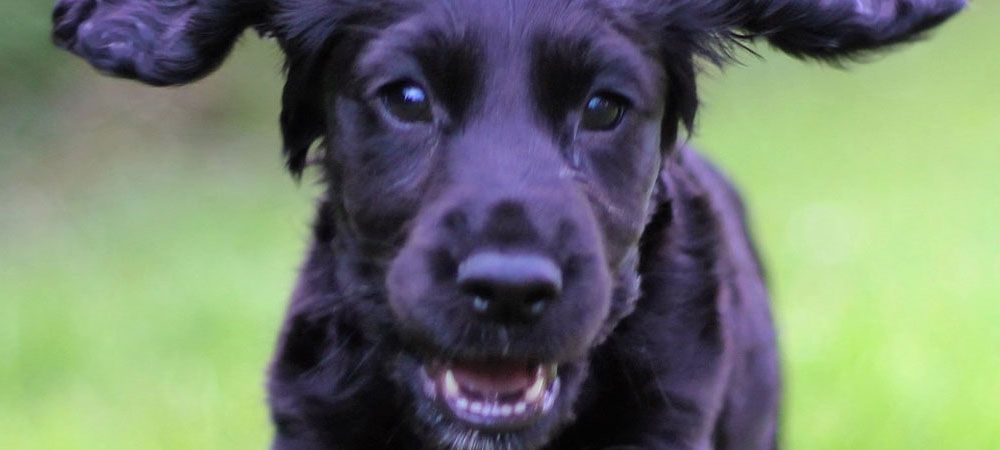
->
[288,4,671,446]
[53,0,964,448]
[318,3,665,447]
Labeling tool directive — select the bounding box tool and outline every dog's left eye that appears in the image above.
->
[379,82,433,124]
[581,93,628,131]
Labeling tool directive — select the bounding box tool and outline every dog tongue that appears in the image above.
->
[450,361,537,395]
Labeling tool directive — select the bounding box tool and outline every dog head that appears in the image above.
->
[54,0,963,448]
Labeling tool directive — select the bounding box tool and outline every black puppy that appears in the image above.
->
[53,1,963,449]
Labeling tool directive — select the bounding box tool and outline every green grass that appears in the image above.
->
[2,3,998,449]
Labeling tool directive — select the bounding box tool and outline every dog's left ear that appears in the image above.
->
[643,0,964,148]
[52,0,266,86]
[725,0,966,59]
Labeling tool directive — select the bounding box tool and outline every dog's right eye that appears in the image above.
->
[379,82,433,124]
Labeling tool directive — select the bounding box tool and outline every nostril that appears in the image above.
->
[457,252,562,321]
[472,295,490,313]
[463,279,499,306]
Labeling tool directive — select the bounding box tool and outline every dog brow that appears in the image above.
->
[355,20,484,123]
[408,29,484,120]
[531,29,659,126]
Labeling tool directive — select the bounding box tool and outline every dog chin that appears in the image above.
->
[396,353,584,450]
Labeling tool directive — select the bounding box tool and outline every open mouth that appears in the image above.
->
[421,360,560,430]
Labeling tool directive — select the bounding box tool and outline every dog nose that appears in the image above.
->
[457,252,562,322]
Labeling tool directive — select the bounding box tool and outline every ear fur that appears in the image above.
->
[52,0,266,86]
[633,0,964,151]
[732,0,967,60]
[270,0,408,176]
[279,54,327,177]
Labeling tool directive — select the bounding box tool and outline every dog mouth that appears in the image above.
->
[420,360,560,430]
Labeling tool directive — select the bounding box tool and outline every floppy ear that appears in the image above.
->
[731,0,966,59]
[280,56,326,176]
[52,0,266,86]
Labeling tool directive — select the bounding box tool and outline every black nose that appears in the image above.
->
[457,252,562,322]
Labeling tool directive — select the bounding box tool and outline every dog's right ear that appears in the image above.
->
[52,0,266,86]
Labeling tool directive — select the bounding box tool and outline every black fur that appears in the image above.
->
[52,1,964,449]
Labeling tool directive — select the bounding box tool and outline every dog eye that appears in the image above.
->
[379,82,433,123]
[581,93,627,131]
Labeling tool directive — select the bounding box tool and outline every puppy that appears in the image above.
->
[53,1,964,449]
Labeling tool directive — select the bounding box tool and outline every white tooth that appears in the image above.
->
[542,379,560,412]
[500,405,513,416]
[514,402,527,414]
[457,397,469,410]
[470,401,484,414]
[543,391,556,412]
[525,370,546,403]
[444,370,460,398]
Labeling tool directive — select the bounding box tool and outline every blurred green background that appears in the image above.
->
[1,2,997,449]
